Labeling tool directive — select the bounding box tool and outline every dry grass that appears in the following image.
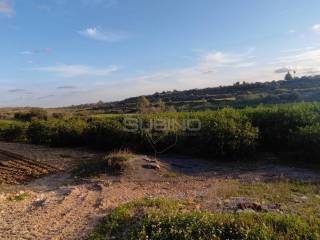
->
[105,150,135,174]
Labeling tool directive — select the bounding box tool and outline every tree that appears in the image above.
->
[137,96,150,113]
[156,99,166,112]
[285,71,293,81]
[14,108,48,122]
[167,105,176,112]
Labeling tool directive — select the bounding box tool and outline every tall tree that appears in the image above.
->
[156,99,166,112]
[137,96,150,113]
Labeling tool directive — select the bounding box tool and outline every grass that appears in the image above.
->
[89,198,320,240]
[105,150,135,175]
[0,120,21,128]
[8,192,29,201]
[162,172,178,178]
[73,150,134,177]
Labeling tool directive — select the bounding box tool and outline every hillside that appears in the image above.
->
[70,75,320,113]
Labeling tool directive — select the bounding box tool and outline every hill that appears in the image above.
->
[69,75,320,113]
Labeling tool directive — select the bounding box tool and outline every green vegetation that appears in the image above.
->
[0,120,27,142]
[1,102,320,160]
[14,108,48,122]
[89,198,320,240]
[105,150,134,174]
[8,192,29,201]
[137,96,151,113]
[162,172,178,178]
[73,150,134,177]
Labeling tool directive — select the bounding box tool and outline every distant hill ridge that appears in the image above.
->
[71,75,320,113]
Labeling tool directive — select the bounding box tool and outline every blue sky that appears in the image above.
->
[1,0,320,107]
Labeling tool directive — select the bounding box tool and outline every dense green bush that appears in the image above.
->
[289,124,320,161]
[14,108,48,122]
[0,122,27,142]
[1,103,320,159]
[89,199,319,240]
[49,119,86,147]
[244,103,320,151]
[84,119,128,150]
[27,120,51,144]
[26,119,86,146]
[176,109,258,157]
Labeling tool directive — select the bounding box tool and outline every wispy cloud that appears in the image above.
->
[29,64,119,77]
[274,67,291,74]
[195,49,256,72]
[8,88,27,93]
[312,24,320,33]
[20,48,53,55]
[281,46,315,54]
[57,85,77,90]
[0,0,14,16]
[78,27,127,42]
[274,48,320,75]
[81,0,118,8]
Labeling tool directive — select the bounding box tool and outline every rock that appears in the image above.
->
[143,156,157,163]
[237,202,264,212]
[301,196,308,201]
[33,199,46,208]
[142,162,160,170]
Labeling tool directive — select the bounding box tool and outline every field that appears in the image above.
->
[0,142,319,239]
[0,102,320,239]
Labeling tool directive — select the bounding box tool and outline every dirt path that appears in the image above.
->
[0,142,319,240]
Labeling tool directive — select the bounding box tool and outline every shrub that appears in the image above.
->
[2,103,320,160]
[289,125,320,161]
[105,150,134,174]
[174,109,259,157]
[84,119,127,150]
[0,123,26,141]
[26,120,51,144]
[14,108,48,122]
[49,119,86,147]
[244,103,320,150]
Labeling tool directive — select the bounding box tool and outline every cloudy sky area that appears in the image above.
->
[1,0,320,107]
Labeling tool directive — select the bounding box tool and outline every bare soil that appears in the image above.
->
[0,142,319,240]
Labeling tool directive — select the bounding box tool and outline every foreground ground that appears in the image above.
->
[0,142,319,239]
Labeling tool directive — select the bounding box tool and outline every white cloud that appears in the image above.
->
[0,0,14,16]
[29,64,119,77]
[78,27,127,42]
[195,49,256,72]
[312,24,320,33]
[274,48,320,75]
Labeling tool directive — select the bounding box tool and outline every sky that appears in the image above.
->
[1,0,320,107]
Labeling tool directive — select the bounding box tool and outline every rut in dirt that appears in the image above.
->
[0,149,59,184]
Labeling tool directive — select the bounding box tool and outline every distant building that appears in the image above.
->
[285,71,294,81]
